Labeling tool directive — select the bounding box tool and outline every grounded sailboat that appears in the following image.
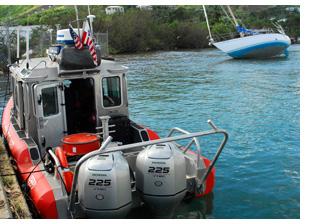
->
[202,5,291,59]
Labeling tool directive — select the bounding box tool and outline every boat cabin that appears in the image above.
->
[2,25,228,219]
[9,50,150,159]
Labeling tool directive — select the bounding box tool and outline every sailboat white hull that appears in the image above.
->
[213,33,291,59]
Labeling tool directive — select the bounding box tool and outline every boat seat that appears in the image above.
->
[108,116,132,144]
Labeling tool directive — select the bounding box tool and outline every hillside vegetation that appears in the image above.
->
[0,5,300,55]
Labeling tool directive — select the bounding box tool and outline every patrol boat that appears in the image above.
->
[1,20,228,218]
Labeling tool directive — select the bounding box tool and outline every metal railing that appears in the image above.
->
[167,127,202,165]
[166,120,228,189]
[211,26,282,43]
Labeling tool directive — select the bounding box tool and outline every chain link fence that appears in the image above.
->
[0,25,108,74]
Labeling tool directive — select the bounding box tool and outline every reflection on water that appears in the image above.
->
[174,193,214,219]
[127,193,214,219]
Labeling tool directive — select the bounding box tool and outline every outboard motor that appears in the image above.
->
[135,143,187,217]
[77,151,132,218]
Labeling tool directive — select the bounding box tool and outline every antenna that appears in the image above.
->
[16,26,20,64]
[74,6,81,35]
[88,5,91,15]
[87,15,96,35]
[26,29,30,69]
[87,5,96,37]
[26,29,30,68]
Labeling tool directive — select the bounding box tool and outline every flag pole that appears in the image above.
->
[87,5,96,38]
[87,5,91,15]
[74,6,80,36]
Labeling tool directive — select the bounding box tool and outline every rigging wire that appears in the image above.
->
[220,5,236,27]
[0,168,47,177]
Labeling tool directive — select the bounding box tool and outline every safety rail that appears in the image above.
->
[67,120,228,215]
[167,127,202,165]
[166,120,228,189]
[47,149,70,192]
[30,60,47,71]
[211,27,281,43]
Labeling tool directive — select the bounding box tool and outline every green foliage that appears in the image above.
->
[174,22,209,49]
[0,5,38,23]
[108,10,151,53]
[0,5,300,55]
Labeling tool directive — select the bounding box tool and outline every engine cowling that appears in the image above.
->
[77,151,132,218]
[135,143,187,217]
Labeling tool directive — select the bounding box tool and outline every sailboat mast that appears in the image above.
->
[227,6,244,37]
[226,6,239,27]
[202,5,214,43]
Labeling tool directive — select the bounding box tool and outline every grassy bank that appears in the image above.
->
[0,139,32,218]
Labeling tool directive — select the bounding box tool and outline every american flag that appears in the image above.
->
[69,25,83,50]
[82,21,98,66]
[86,38,97,66]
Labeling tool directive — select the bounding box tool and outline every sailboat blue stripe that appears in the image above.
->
[228,41,290,58]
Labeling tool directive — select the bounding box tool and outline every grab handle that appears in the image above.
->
[197,120,229,190]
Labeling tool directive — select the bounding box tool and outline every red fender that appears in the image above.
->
[62,171,73,194]
[27,169,59,218]
[55,147,69,168]
[55,147,73,193]
[196,157,215,197]
[3,98,59,218]
[146,128,160,140]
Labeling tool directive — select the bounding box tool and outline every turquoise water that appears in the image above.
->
[117,45,300,218]
[0,45,300,219]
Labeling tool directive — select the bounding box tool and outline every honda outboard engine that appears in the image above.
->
[135,143,187,217]
[77,151,132,218]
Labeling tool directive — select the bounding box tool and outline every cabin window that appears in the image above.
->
[102,77,121,107]
[42,87,59,117]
